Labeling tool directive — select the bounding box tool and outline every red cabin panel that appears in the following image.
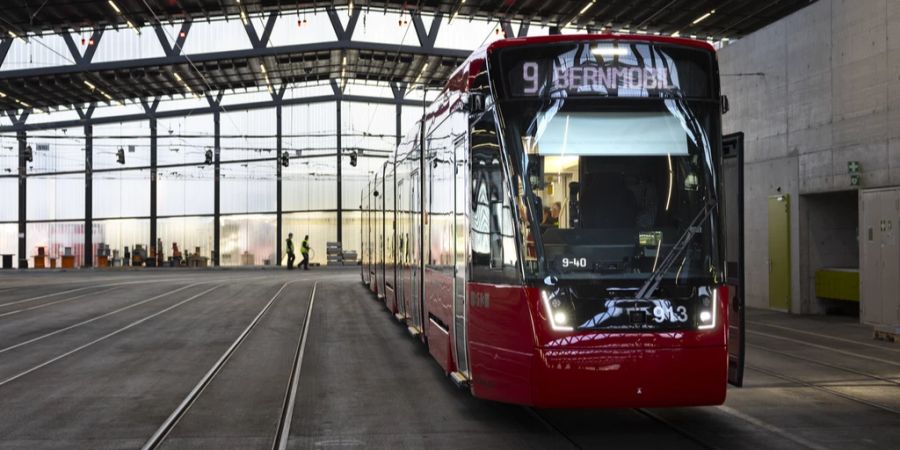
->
[424,267,454,372]
[467,283,536,404]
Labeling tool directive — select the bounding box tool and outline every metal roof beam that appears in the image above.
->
[0,39,13,67]
[390,81,407,102]
[74,102,97,120]
[0,41,469,81]
[154,19,193,57]
[6,110,29,129]
[411,12,443,49]
[327,6,362,42]
[245,11,280,49]
[0,92,427,133]
[140,97,161,115]
[500,19,529,38]
[60,28,104,66]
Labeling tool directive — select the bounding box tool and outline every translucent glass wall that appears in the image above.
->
[283,212,337,266]
[3,83,437,267]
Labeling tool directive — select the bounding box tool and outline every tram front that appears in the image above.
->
[490,37,729,407]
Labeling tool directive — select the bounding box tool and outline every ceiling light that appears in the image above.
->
[412,63,429,87]
[84,80,96,90]
[0,91,6,98]
[579,1,596,15]
[261,64,274,93]
[692,10,715,25]
[671,31,681,37]
[108,0,121,14]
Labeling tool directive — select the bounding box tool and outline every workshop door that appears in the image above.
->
[768,195,791,311]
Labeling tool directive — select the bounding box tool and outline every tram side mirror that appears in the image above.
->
[721,95,730,115]
[527,157,544,189]
[467,93,486,114]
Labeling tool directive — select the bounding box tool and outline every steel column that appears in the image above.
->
[396,103,402,147]
[17,130,26,268]
[336,100,342,244]
[150,117,157,260]
[276,103,283,266]
[84,124,93,267]
[213,110,221,266]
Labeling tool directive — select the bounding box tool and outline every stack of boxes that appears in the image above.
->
[326,242,342,265]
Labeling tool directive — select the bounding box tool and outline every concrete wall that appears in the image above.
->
[719,0,900,311]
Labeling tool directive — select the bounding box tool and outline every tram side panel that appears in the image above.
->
[359,187,369,286]
[466,108,536,404]
[423,109,458,373]
[395,136,417,323]
[407,132,426,336]
[384,163,399,313]
[366,182,374,290]
[380,165,391,300]
[372,171,382,297]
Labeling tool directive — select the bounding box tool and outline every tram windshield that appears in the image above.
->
[493,41,721,284]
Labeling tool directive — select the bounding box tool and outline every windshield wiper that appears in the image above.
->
[635,202,715,300]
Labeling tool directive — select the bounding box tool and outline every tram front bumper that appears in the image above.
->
[530,344,728,408]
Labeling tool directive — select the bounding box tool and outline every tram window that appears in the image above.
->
[471,114,521,283]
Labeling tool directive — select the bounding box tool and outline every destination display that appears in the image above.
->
[521,62,675,94]
[499,41,713,99]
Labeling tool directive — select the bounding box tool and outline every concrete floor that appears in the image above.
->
[0,269,897,449]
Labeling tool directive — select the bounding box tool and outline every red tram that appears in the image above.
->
[361,34,744,408]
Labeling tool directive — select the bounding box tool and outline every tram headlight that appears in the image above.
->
[553,311,569,326]
[542,290,574,332]
[697,289,717,330]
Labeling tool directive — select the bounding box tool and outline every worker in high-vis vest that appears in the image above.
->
[300,235,310,270]
[286,233,295,270]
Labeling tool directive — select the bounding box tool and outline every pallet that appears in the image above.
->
[873,327,900,344]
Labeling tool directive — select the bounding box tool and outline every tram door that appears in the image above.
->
[396,180,407,318]
[453,137,470,377]
[722,132,745,387]
[409,170,422,332]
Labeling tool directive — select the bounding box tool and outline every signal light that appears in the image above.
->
[24,145,33,162]
[116,147,125,164]
[349,151,358,167]
[204,149,213,165]
[281,153,289,167]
